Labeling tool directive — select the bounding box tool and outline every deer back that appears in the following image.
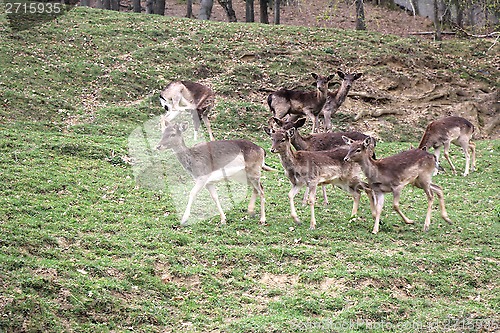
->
[418,116,474,150]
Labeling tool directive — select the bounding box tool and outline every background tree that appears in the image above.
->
[217,0,237,21]
[246,0,255,22]
[274,0,281,24]
[199,0,214,19]
[187,0,193,17]
[155,0,166,15]
[260,0,269,23]
[133,0,141,12]
[356,0,366,30]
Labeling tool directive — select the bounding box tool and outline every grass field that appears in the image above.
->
[0,6,499,332]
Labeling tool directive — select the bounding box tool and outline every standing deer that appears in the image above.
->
[266,127,374,230]
[343,137,453,234]
[267,73,335,133]
[159,80,215,141]
[321,70,362,132]
[270,116,376,205]
[156,120,272,226]
[418,116,476,176]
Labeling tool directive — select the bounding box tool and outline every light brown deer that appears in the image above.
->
[267,73,336,133]
[157,120,273,226]
[159,80,215,141]
[343,137,453,234]
[266,127,374,230]
[270,116,376,205]
[321,70,362,132]
[418,116,476,176]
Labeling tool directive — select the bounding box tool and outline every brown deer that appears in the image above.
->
[321,70,362,132]
[343,137,453,234]
[159,80,215,141]
[267,73,335,133]
[265,127,374,230]
[157,120,273,226]
[418,116,476,176]
[270,116,376,205]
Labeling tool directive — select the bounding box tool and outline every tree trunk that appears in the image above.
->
[103,0,111,9]
[246,0,254,22]
[80,0,90,6]
[111,0,120,11]
[155,0,165,15]
[217,0,237,22]
[274,0,280,24]
[260,0,269,24]
[133,0,141,12]
[355,0,366,30]
[145,0,154,13]
[187,0,193,17]
[199,0,214,19]
[433,0,442,40]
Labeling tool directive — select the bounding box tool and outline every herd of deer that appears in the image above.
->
[155,71,477,234]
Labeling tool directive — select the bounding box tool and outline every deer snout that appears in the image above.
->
[344,155,351,162]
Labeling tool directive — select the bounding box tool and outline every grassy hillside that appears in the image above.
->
[0,7,499,332]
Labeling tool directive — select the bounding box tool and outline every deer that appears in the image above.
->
[270,116,376,205]
[418,116,476,177]
[156,119,273,226]
[265,126,375,230]
[321,70,362,132]
[343,136,453,234]
[267,73,336,133]
[159,80,215,141]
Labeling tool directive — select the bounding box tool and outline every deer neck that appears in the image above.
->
[334,80,352,106]
[290,132,309,151]
[170,139,195,173]
[277,142,299,174]
[356,152,379,180]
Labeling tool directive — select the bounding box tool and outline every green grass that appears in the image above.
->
[0,7,499,333]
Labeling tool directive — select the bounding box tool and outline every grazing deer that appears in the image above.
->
[418,116,476,176]
[321,70,362,132]
[343,137,453,234]
[156,120,272,226]
[271,116,376,205]
[159,80,215,141]
[265,127,374,230]
[267,73,335,133]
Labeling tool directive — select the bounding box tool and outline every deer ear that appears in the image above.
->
[342,135,353,145]
[294,118,306,128]
[327,74,336,81]
[159,95,168,109]
[272,117,283,127]
[178,122,189,132]
[287,127,296,139]
[363,137,372,148]
[354,73,363,80]
[264,126,273,136]
[311,73,319,80]
[337,69,345,79]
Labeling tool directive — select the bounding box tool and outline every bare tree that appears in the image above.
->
[217,0,237,21]
[355,0,366,30]
[199,0,214,19]
[187,0,193,17]
[246,0,255,22]
[274,0,281,24]
[434,0,442,40]
[260,0,269,23]
[133,0,141,12]
[155,0,165,15]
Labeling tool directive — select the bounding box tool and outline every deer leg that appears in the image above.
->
[323,110,332,132]
[322,186,329,205]
[289,185,302,225]
[181,180,206,225]
[308,184,318,230]
[430,183,453,225]
[372,192,385,234]
[442,142,457,174]
[422,185,434,232]
[206,184,227,224]
[257,182,266,224]
[363,184,376,218]
[202,113,215,141]
[470,141,476,172]
[392,186,415,225]
[350,190,361,217]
